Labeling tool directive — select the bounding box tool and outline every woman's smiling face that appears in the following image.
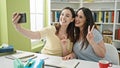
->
[75,10,86,28]
[59,9,74,27]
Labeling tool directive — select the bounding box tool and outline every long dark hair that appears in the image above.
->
[74,7,97,49]
[54,7,75,42]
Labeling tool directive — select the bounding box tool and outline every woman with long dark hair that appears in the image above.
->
[63,7,106,62]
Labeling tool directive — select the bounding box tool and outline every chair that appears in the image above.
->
[103,43,119,65]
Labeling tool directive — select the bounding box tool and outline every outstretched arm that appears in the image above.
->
[12,13,41,39]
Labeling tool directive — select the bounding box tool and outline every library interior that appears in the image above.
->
[0,0,120,68]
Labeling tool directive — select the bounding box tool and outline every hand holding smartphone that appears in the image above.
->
[18,13,27,23]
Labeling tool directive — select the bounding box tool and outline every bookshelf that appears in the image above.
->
[50,0,120,48]
[81,0,120,48]
[50,0,81,24]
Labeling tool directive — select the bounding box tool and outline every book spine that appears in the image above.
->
[98,11,102,23]
[101,11,104,23]
[108,11,112,23]
[118,28,120,40]
[118,11,120,23]
[111,11,114,23]
[115,29,118,39]
[93,12,97,22]
[52,11,55,22]
[105,11,109,23]
[104,11,106,23]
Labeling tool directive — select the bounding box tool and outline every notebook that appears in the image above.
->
[5,51,35,60]
[44,57,80,68]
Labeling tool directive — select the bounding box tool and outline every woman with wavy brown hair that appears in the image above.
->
[12,7,75,57]
[63,7,106,62]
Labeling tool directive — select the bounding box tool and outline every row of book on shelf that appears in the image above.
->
[52,0,100,2]
[51,11,60,23]
[52,0,116,3]
[93,11,114,23]
[93,11,120,23]
[52,0,80,2]
[51,11,120,24]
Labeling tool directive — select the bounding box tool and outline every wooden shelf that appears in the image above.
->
[51,1,80,4]
[83,1,115,4]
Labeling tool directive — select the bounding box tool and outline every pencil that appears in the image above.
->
[74,62,80,68]
[44,64,61,68]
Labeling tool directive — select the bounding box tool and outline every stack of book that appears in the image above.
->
[0,45,16,56]
[83,0,94,2]
[103,36,112,44]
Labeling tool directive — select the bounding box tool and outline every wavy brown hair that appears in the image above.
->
[74,7,97,49]
[54,7,75,42]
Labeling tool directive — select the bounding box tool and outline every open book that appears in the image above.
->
[44,56,80,68]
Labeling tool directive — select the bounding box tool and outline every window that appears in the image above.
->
[30,0,44,44]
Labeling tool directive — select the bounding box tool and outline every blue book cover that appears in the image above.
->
[0,45,14,53]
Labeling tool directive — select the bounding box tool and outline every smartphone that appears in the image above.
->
[18,13,26,23]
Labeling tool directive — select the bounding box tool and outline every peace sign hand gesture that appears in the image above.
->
[86,25,95,45]
[61,35,68,47]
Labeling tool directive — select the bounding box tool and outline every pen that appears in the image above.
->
[21,55,37,62]
[74,62,80,68]
[45,64,61,68]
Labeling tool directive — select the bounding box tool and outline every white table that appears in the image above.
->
[0,50,120,68]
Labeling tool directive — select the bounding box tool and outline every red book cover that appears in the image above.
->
[111,11,114,23]
[118,29,120,40]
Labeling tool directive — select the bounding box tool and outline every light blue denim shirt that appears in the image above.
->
[73,29,103,62]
